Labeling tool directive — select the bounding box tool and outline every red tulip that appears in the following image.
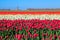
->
[58,36,60,40]
[34,30,36,33]
[49,34,53,40]
[42,37,44,40]
[15,34,22,40]
[19,27,22,31]
[33,33,39,38]
[54,34,57,39]
[0,36,3,40]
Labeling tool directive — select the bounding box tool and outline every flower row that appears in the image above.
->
[0,14,60,20]
[0,19,60,40]
[0,19,60,31]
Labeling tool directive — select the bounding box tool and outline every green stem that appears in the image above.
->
[39,29,42,40]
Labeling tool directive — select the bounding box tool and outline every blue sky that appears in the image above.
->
[0,0,60,10]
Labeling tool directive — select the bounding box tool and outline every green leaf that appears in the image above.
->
[39,29,42,40]
[27,37,32,40]
[19,30,23,34]
[22,28,26,34]
[29,28,34,34]
[0,31,2,36]
[48,30,52,37]
[2,31,8,37]
[33,37,39,40]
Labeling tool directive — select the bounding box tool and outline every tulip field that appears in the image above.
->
[0,11,60,40]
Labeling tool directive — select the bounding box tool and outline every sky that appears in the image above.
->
[0,0,60,10]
